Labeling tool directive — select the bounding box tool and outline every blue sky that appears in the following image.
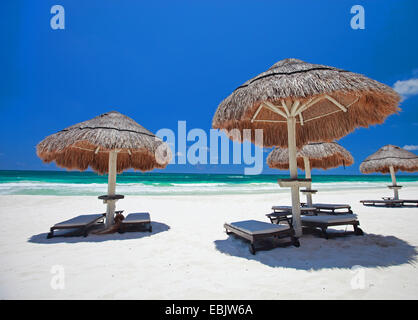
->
[1,0,417,175]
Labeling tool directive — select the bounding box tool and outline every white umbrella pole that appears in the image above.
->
[105,150,118,228]
[303,156,313,207]
[287,116,302,237]
[389,165,399,200]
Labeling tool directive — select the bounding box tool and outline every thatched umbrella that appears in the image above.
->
[213,58,400,237]
[267,142,354,206]
[360,145,418,199]
[37,111,171,228]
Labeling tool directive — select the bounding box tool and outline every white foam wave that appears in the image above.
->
[0,180,418,196]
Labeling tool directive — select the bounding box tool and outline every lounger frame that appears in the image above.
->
[119,213,152,233]
[302,219,363,239]
[119,221,152,233]
[314,204,352,214]
[266,212,293,226]
[379,199,418,207]
[47,213,106,239]
[224,223,299,254]
[402,200,418,206]
[360,199,403,207]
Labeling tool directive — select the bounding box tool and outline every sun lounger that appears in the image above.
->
[266,211,293,226]
[307,203,353,214]
[363,199,418,207]
[119,212,152,233]
[401,200,418,206]
[360,199,403,207]
[224,220,300,254]
[272,205,317,215]
[47,213,106,239]
[268,206,317,226]
[301,214,363,239]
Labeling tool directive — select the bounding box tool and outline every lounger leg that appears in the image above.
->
[47,228,54,239]
[249,243,256,255]
[321,227,329,239]
[291,236,300,247]
[354,224,364,236]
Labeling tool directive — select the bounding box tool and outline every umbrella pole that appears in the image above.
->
[287,116,302,237]
[105,150,118,228]
[389,165,399,200]
[303,156,313,207]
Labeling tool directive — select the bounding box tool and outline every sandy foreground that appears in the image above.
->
[0,187,417,299]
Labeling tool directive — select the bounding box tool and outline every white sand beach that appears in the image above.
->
[0,187,417,300]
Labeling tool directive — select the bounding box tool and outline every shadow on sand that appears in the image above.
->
[214,233,417,270]
[28,221,170,244]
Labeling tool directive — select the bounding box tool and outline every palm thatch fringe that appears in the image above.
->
[360,145,418,174]
[213,59,400,148]
[37,111,171,174]
[267,142,354,170]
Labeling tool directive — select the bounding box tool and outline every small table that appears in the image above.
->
[98,195,125,224]
[98,194,125,201]
[387,185,402,190]
[277,178,312,188]
[300,189,318,194]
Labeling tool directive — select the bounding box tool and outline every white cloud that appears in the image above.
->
[403,145,418,151]
[393,78,418,99]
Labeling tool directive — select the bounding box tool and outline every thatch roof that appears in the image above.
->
[37,111,171,174]
[360,145,418,174]
[212,58,400,148]
[267,142,354,170]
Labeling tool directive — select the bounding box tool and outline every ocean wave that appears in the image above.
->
[1,180,418,196]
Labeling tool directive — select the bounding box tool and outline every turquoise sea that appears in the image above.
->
[0,170,417,196]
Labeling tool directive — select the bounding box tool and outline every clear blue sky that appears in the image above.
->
[1,0,417,175]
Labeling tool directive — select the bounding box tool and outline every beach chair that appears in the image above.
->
[224,220,300,254]
[301,214,363,239]
[118,212,152,233]
[267,205,316,226]
[47,213,106,239]
[266,211,294,226]
[306,203,353,214]
[272,205,317,215]
[360,199,403,207]
[267,205,318,227]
